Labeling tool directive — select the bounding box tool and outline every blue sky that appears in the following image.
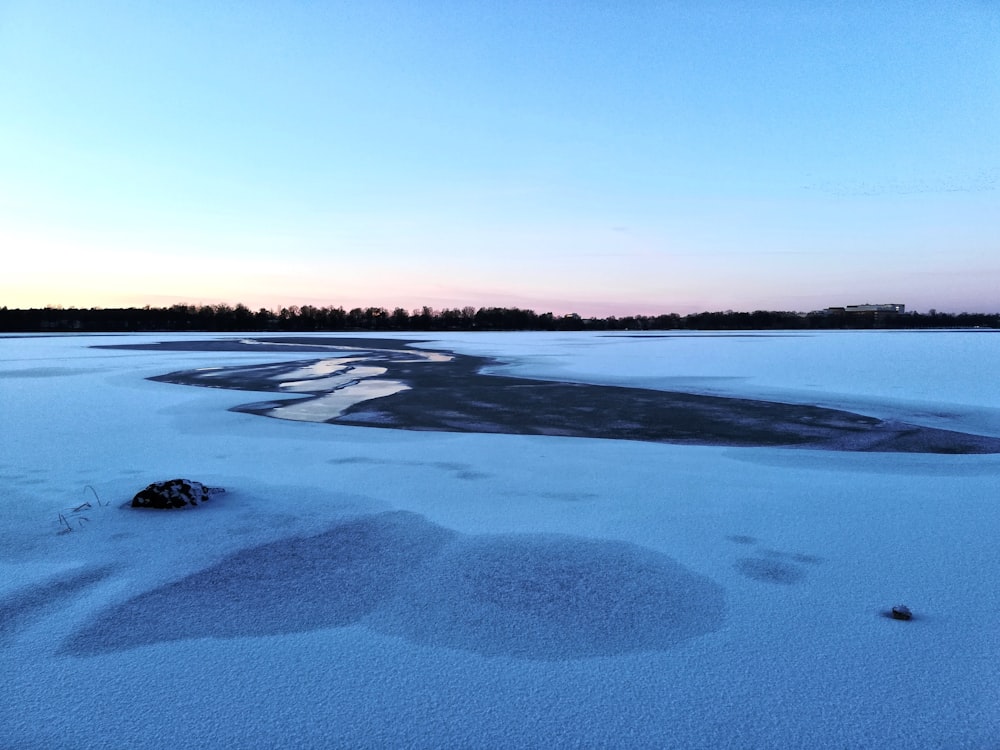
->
[1,1,997,315]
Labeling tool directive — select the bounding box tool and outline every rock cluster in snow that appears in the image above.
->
[889,605,913,621]
[131,479,223,509]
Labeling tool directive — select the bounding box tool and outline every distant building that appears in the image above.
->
[824,303,905,327]
[843,303,905,314]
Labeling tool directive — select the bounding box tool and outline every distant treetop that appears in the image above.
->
[0,304,996,333]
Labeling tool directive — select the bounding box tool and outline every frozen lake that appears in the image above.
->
[2,330,999,748]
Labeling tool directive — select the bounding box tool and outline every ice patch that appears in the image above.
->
[61,512,725,661]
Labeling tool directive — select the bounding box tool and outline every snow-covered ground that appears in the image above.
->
[2,330,998,748]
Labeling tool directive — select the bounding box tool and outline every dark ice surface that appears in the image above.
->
[61,511,725,660]
[99,337,1000,453]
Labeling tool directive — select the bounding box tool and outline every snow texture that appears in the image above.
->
[2,330,999,748]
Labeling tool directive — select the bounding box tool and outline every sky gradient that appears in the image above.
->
[1,1,997,316]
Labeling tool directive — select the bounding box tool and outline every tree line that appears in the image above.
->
[1,303,997,332]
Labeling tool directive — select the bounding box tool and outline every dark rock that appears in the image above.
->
[131,479,224,509]
[889,604,913,621]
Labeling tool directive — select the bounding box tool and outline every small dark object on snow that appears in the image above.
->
[889,605,913,621]
[131,479,225,509]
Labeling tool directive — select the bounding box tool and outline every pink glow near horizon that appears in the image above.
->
[2,4,997,317]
